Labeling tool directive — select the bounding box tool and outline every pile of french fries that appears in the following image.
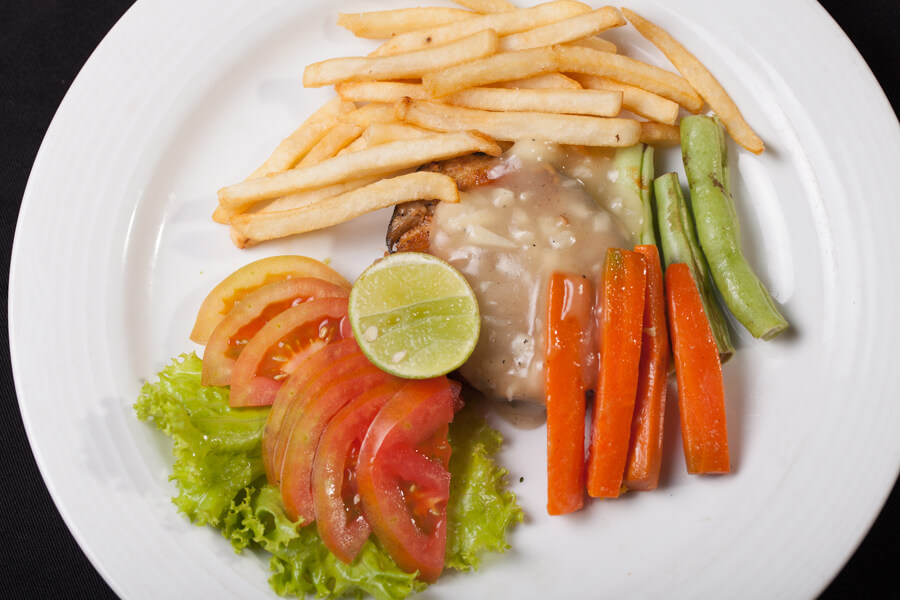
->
[216,0,764,248]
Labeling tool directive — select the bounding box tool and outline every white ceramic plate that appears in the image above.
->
[10,0,900,598]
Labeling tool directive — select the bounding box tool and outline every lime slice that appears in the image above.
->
[349,252,480,379]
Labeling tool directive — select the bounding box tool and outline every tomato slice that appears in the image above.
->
[312,381,404,563]
[229,297,351,407]
[190,255,351,344]
[202,278,349,387]
[269,349,373,487]
[280,367,397,524]
[262,338,361,485]
[357,377,460,583]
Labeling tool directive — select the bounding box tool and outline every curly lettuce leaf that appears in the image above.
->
[136,354,522,599]
[445,407,524,571]
[134,353,268,525]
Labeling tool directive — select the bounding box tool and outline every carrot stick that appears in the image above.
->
[545,272,594,515]
[665,263,730,474]
[624,245,669,491]
[586,248,646,498]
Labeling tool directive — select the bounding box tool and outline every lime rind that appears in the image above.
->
[349,253,480,379]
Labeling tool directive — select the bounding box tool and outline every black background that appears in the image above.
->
[2,1,898,597]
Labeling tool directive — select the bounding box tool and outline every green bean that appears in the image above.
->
[639,145,657,246]
[680,115,788,340]
[612,143,645,244]
[654,172,735,360]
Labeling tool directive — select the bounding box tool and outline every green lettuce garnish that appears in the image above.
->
[135,352,521,599]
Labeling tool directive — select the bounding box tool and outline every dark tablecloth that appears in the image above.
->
[2,1,898,597]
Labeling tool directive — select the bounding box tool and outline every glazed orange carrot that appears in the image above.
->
[624,245,669,491]
[545,272,594,515]
[586,248,646,498]
[665,263,730,474]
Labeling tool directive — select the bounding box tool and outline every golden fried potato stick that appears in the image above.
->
[452,0,518,13]
[555,44,702,112]
[638,121,680,146]
[304,29,499,87]
[394,97,640,146]
[567,36,617,53]
[372,1,591,57]
[337,8,476,39]
[494,72,583,89]
[217,130,501,211]
[423,46,559,97]
[230,172,460,246]
[297,123,364,168]
[621,7,763,153]
[570,73,679,125]
[499,7,624,52]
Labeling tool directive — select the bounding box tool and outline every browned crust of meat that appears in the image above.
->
[386,153,504,253]
[418,153,503,191]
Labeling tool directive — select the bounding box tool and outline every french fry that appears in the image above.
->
[247,98,356,179]
[495,72,582,89]
[639,121,680,146]
[499,7,625,52]
[568,36,617,53]
[297,123,364,167]
[217,131,501,211]
[372,1,592,57]
[303,29,499,88]
[622,7,763,153]
[452,0,518,13]
[555,45,702,112]
[423,46,559,97]
[230,172,460,245]
[337,136,369,155]
[227,175,385,240]
[395,97,640,146]
[336,82,431,104]
[337,102,398,126]
[361,122,432,146]
[571,73,679,125]
[337,8,477,39]
[447,86,622,116]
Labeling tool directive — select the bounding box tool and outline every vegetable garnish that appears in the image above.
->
[545,272,593,515]
[586,248,647,498]
[655,171,734,360]
[623,245,669,491]
[348,252,480,379]
[135,353,521,600]
[680,115,788,340]
[666,263,730,475]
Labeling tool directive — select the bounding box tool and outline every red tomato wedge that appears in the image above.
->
[190,255,351,344]
[262,338,361,485]
[270,350,375,488]
[280,367,397,524]
[586,248,647,498]
[202,278,349,387]
[357,377,459,583]
[229,297,351,407]
[312,381,405,563]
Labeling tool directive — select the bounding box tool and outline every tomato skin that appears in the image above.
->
[357,377,459,583]
[202,278,348,387]
[280,367,397,524]
[262,338,361,485]
[269,350,374,487]
[229,297,351,407]
[190,255,351,344]
[312,381,404,563]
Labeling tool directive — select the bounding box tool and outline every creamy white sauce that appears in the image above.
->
[429,140,629,403]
